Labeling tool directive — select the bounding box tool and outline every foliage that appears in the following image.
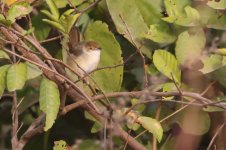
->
[0,0,226,150]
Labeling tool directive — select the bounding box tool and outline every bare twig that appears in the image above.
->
[40,35,63,44]
[207,122,225,150]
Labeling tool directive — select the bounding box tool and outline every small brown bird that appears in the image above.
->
[67,27,101,76]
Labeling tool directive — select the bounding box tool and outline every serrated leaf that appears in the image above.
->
[7,63,27,92]
[7,1,32,23]
[175,29,206,65]
[0,50,10,59]
[137,116,163,142]
[53,140,67,150]
[144,23,176,44]
[106,0,153,58]
[39,78,60,131]
[84,21,123,92]
[46,0,59,20]
[153,50,181,83]
[26,62,42,80]
[0,65,10,98]
[207,0,226,9]
[199,54,223,74]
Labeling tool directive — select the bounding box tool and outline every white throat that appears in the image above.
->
[76,49,101,74]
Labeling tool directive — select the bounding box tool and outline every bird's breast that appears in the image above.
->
[69,50,101,75]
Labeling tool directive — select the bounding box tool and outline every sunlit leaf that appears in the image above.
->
[39,77,60,131]
[153,50,181,83]
[85,21,123,92]
[137,116,163,142]
[26,62,42,80]
[7,63,27,92]
[175,29,206,65]
[7,1,32,23]
[144,23,176,44]
[0,65,10,98]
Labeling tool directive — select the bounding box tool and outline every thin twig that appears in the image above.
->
[119,14,148,88]
[207,122,225,150]
[40,35,63,44]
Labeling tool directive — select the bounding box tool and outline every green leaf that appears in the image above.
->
[163,0,200,26]
[32,13,51,41]
[0,50,10,59]
[199,54,223,74]
[7,1,32,23]
[131,98,145,113]
[135,0,163,25]
[196,5,226,30]
[144,23,176,44]
[66,13,80,33]
[137,116,163,142]
[216,48,226,56]
[42,19,65,33]
[84,21,123,92]
[53,140,67,150]
[41,10,57,22]
[203,106,225,112]
[175,29,206,65]
[46,0,60,20]
[26,62,42,80]
[91,122,101,133]
[0,14,11,26]
[7,63,27,92]
[54,0,84,8]
[0,65,10,98]
[39,77,60,131]
[106,0,153,58]
[153,50,181,83]
[162,82,177,100]
[207,0,226,9]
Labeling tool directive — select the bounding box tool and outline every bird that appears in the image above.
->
[67,27,101,76]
